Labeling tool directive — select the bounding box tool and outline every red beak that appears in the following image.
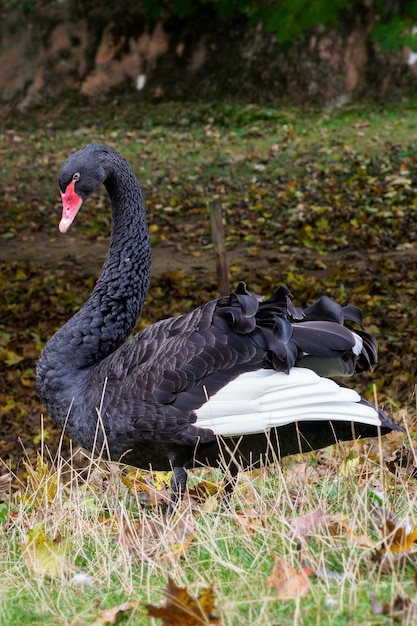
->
[59,181,83,233]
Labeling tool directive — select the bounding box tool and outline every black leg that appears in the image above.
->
[167,466,188,516]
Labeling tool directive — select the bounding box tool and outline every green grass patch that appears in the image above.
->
[0,423,416,625]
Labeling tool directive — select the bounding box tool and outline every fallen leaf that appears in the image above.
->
[188,479,222,503]
[153,471,173,490]
[121,468,170,506]
[20,523,71,578]
[92,601,137,626]
[146,578,221,625]
[339,456,360,477]
[235,509,265,534]
[115,514,195,561]
[370,549,409,574]
[265,554,312,599]
[22,453,58,507]
[282,461,321,489]
[380,518,417,553]
[371,506,417,553]
[0,346,24,366]
[328,513,378,549]
[386,443,417,479]
[351,121,371,128]
[114,518,143,552]
[187,477,224,512]
[164,534,195,563]
[370,594,417,622]
[0,472,12,492]
[287,507,327,540]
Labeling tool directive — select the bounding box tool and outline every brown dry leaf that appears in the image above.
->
[371,550,410,574]
[187,480,221,513]
[329,509,417,554]
[188,480,222,502]
[115,514,195,560]
[0,472,12,492]
[328,513,378,549]
[114,518,144,552]
[20,523,71,578]
[386,443,417,479]
[352,121,371,128]
[380,518,417,553]
[265,554,312,600]
[287,509,377,549]
[92,601,137,626]
[287,507,327,540]
[370,594,417,623]
[146,577,221,625]
[371,506,417,553]
[283,461,320,485]
[121,468,170,506]
[235,509,265,534]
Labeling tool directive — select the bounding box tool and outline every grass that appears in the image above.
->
[0,413,415,625]
[3,99,417,206]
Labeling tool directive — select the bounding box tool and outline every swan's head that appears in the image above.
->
[58,143,107,233]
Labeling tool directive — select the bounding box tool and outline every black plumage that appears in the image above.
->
[36,143,402,506]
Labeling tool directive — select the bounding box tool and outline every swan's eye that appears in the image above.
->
[73,172,80,182]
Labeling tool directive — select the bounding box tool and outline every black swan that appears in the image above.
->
[36,143,402,506]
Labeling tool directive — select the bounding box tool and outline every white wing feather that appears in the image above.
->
[195,367,380,436]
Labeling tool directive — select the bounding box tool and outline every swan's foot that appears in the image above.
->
[167,466,188,516]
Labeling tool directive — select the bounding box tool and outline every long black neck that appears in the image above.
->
[37,153,151,379]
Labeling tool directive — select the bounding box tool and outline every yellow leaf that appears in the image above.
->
[0,347,24,366]
[121,468,149,492]
[20,524,71,579]
[22,453,58,506]
[15,268,28,280]
[340,456,360,477]
[121,468,171,502]
[153,471,172,490]
[0,396,16,414]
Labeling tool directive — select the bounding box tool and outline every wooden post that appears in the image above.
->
[209,200,230,295]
